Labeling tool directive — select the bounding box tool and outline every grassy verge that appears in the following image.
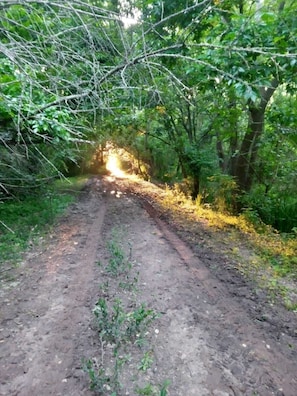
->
[0,176,87,272]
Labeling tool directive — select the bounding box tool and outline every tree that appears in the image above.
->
[0,0,179,193]
[217,0,297,192]
[133,0,297,193]
[1,0,296,228]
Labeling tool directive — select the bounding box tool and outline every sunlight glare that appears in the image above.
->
[120,0,141,28]
[106,154,126,178]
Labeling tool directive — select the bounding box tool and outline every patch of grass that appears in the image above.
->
[284,299,297,312]
[0,186,76,269]
[54,175,89,193]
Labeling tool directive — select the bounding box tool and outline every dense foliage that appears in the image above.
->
[0,0,296,232]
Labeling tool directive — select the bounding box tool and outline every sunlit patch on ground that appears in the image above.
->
[110,190,123,198]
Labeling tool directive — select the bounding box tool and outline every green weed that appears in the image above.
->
[83,352,132,395]
[106,235,132,276]
[138,351,154,372]
[86,298,159,394]
[93,297,158,347]
[118,270,139,292]
[135,383,156,395]
[127,304,159,341]
[135,380,170,396]
[83,359,111,394]
[284,300,297,312]
[99,280,110,294]
[160,380,171,396]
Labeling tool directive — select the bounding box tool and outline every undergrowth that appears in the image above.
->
[0,176,85,271]
[163,184,296,267]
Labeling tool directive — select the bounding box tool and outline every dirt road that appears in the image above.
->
[0,175,296,395]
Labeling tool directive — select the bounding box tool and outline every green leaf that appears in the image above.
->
[261,13,275,24]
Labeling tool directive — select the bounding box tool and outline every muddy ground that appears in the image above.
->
[0,175,296,396]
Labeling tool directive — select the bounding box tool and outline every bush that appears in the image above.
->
[243,188,297,233]
[206,174,239,213]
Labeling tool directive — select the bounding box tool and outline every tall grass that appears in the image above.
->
[243,189,297,233]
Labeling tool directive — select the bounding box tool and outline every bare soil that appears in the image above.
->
[0,175,296,396]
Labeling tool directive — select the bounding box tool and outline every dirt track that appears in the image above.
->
[0,175,297,395]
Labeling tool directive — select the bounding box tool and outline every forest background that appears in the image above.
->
[0,1,296,240]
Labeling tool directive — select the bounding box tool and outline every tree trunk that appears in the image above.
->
[233,108,264,191]
[231,79,279,192]
[191,175,200,200]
